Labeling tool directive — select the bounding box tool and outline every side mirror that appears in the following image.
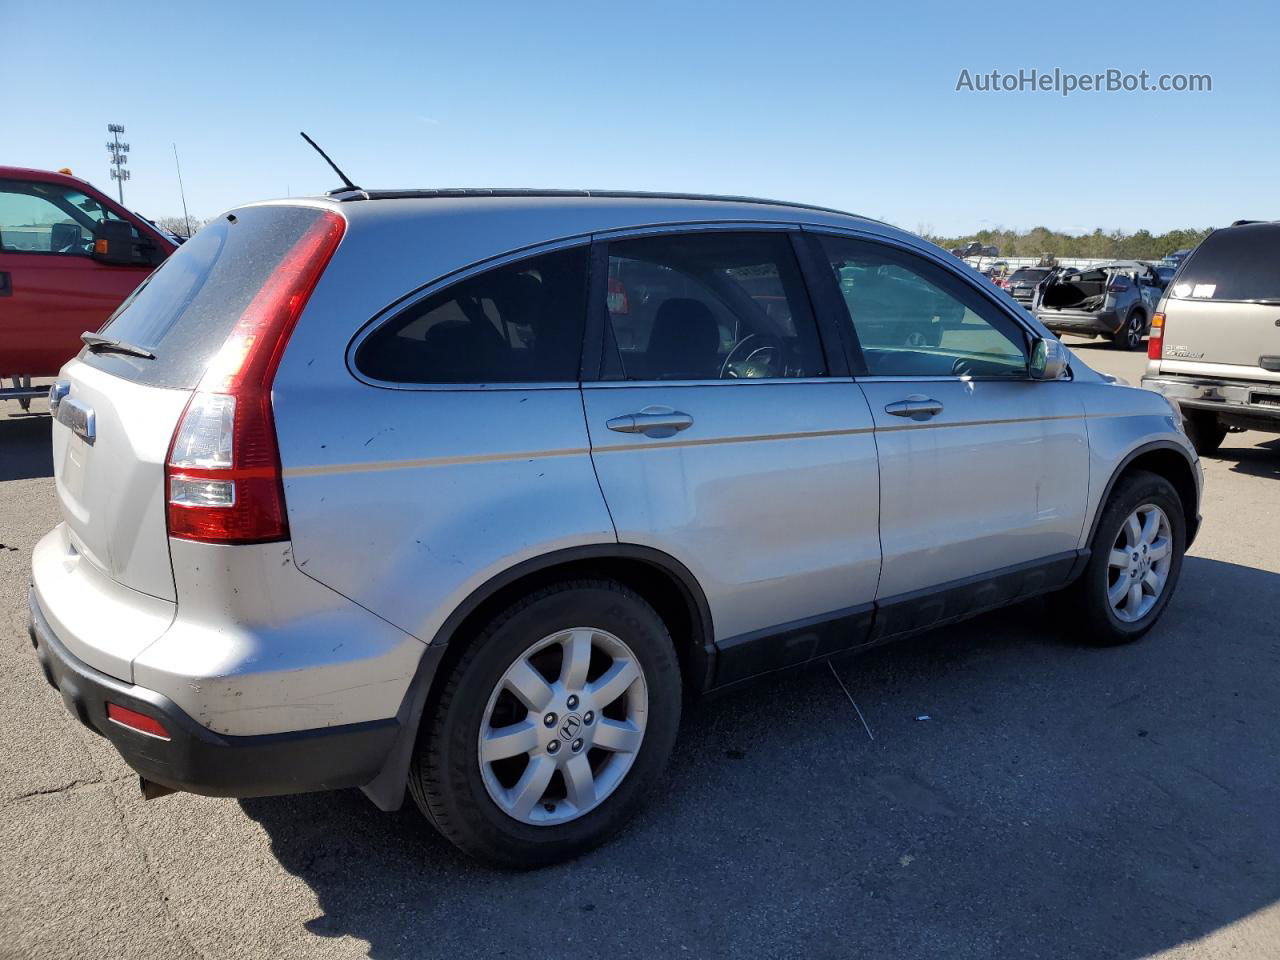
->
[91,219,146,266]
[1030,336,1069,380]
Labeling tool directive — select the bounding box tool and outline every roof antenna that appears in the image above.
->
[299,131,360,193]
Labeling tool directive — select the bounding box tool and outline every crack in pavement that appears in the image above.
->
[12,777,110,801]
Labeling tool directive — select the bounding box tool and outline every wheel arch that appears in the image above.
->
[359,544,715,812]
[1088,441,1201,549]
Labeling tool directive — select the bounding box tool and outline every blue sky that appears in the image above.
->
[8,0,1275,236]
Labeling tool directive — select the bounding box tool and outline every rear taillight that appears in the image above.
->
[1147,312,1164,360]
[166,210,345,544]
[1107,281,1131,294]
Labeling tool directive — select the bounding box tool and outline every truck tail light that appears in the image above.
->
[166,210,344,544]
[1148,312,1165,360]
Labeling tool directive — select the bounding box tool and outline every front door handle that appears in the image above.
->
[606,408,694,437]
[885,396,944,421]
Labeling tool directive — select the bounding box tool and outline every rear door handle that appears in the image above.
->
[0,271,10,297]
[606,408,694,437]
[885,396,943,421]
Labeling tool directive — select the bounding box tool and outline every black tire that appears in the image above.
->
[408,579,681,868]
[1054,469,1186,646]
[1182,408,1227,456]
[1112,311,1145,351]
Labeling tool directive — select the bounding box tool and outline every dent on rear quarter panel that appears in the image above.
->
[132,540,424,737]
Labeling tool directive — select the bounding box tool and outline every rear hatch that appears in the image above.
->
[47,203,340,669]
[1157,224,1280,382]
[1037,266,1111,314]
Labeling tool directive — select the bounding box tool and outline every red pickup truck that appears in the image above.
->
[1,166,177,406]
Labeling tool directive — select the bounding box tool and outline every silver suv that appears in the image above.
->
[1142,221,1280,454]
[29,190,1202,867]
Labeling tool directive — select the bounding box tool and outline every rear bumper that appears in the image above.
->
[1141,375,1280,432]
[28,587,399,798]
[1037,309,1122,336]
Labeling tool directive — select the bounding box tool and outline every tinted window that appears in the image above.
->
[356,246,588,384]
[819,236,1027,378]
[1171,225,1280,302]
[603,232,825,380]
[0,179,131,255]
[82,206,328,389]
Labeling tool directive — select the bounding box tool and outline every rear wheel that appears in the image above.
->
[408,580,681,867]
[1182,409,1227,456]
[1112,311,1145,351]
[1054,469,1186,645]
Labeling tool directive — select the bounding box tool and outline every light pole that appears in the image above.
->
[107,123,130,204]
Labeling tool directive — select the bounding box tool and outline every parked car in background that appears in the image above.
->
[1154,264,1178,285]
[1006,266,1053,310]
[1143,220,1280,454]
[1163,248,1194,268]
[30,189,1200,868]
[1034,260,1165,350]
[0,166,176,406]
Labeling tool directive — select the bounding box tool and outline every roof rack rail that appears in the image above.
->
[326,186,869,221]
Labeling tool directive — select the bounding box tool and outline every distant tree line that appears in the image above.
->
[922,226,1214,260]
[154,215,211,238]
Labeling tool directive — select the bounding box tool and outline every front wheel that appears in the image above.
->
[1054,469,1186,645]
[408,580,681,867]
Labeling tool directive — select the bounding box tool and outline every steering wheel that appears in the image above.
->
[720,333,785,379]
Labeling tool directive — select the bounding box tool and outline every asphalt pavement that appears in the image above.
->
[2,342,1278,959]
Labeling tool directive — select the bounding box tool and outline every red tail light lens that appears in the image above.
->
[1147,312,1165,360]
[166,210,345,544]
[1107,281,1131,294]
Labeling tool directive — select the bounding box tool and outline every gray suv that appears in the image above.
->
[1143,221,1280,454]
[1034,261,1165,350]
[30,190,1202,867]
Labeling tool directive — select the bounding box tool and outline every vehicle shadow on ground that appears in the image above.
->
[243,556,1280,960]
[0,414,53,482]
[1212,437,1280,480]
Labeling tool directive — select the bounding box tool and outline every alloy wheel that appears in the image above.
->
[1107,503,1173,623]
[478,628,648,826]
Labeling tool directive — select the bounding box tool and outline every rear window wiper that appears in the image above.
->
[81,332,156,360]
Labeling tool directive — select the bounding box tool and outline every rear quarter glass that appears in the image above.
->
[1171,223,1280,303]
[79,205,334,389]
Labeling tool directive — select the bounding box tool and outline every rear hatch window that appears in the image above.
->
[1170,224,1280,303]
[81,205,333,388]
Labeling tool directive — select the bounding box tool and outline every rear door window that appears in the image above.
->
[355,245,589,384]
[1171,224,1280,302]
[601,231,826,380]
[82,205,333,389]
